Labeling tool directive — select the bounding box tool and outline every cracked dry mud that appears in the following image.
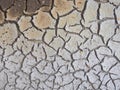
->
[0,0,120,90]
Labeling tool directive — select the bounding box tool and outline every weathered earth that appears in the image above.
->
[0,0,120,90]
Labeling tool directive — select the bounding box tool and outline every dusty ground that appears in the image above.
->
[0,0,120,90]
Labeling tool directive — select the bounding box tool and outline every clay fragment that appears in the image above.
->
[0,0,14,10]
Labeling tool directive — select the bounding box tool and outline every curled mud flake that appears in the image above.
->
[26,0,40,13]
[0,10,4,24]
[0,23,18,48]
[6,0,26,20]
[33,10,52,29]
[0,0,14,11]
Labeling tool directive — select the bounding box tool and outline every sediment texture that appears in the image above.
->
[0,0,120,90]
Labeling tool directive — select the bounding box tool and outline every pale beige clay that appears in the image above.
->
[0,23,18,47]
[0,10,4,24]
[0,0,120,90]
[33,10,52,29]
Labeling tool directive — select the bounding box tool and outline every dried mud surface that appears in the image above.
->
[0,0,120,90]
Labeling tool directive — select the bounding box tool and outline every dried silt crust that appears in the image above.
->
[0,0,120,90]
